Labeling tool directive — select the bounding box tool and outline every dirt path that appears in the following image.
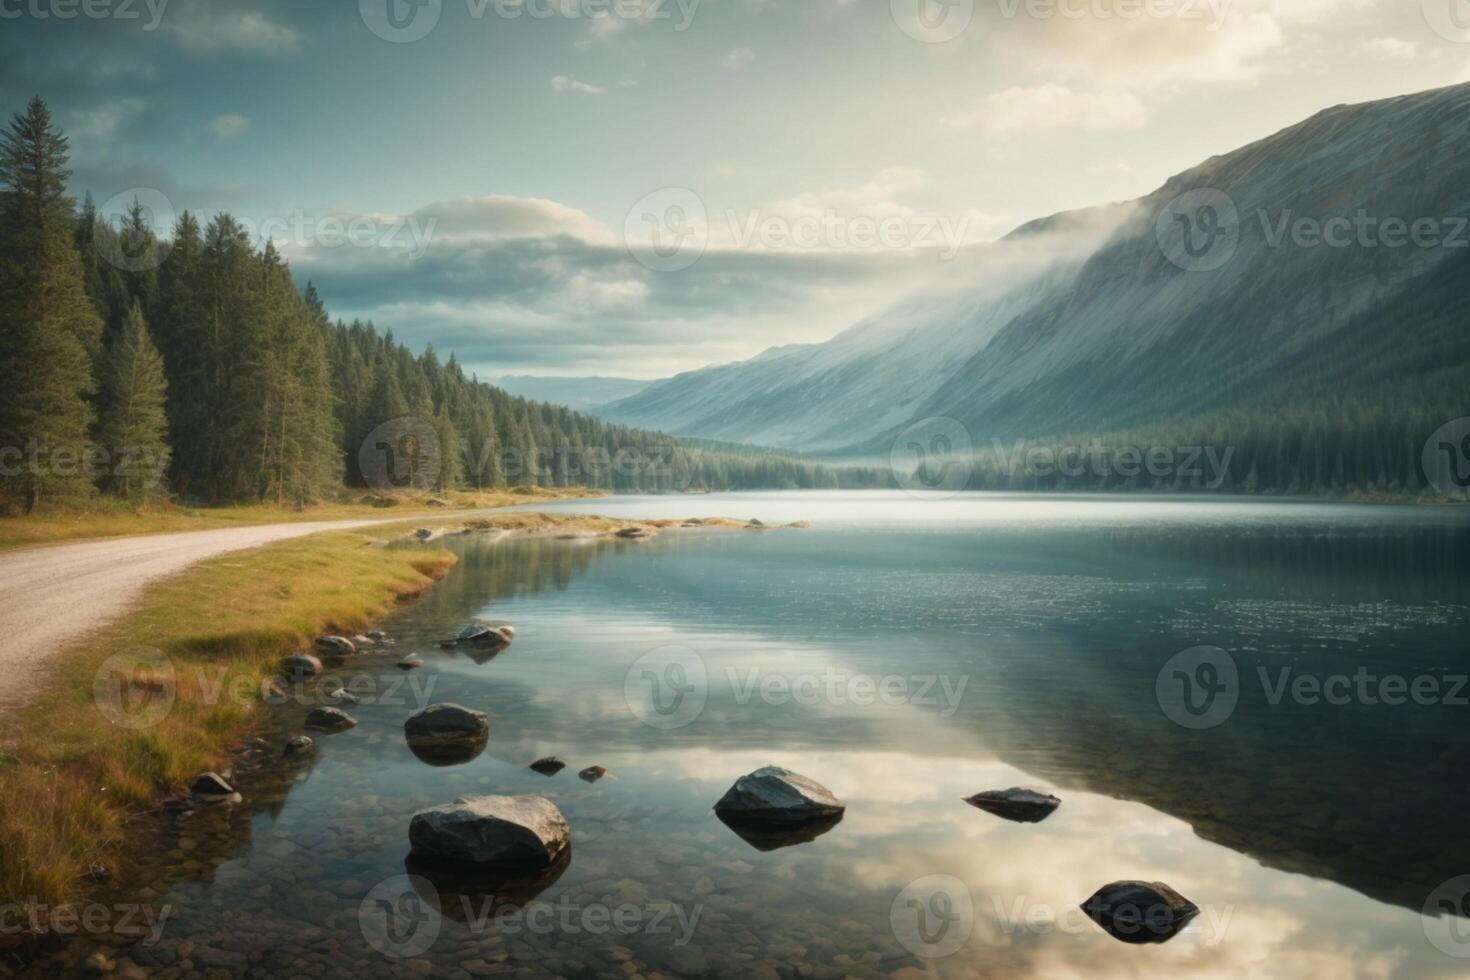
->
[0,518,409,714]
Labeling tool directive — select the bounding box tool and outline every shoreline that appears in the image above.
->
[0,510,802,955]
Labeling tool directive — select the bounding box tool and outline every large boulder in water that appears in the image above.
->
[305,706,357,733]
[1081,880,1199,944]
[409,795,570,869]
[404,703,490,765]
[963,787,1061,823]
[713,766,845,827]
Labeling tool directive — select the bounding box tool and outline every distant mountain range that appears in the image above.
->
[600,84,1470,479]
[494,375,651,413]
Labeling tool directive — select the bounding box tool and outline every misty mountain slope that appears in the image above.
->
[607,83,1470,455]
[601,206,1131,450]
[900,82,1470,447]
[493,375,650,412]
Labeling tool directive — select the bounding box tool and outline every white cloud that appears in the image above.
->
[162,2,301,56]
[551,74,607,96]
[208,113,251,142]
[724,46,756,71]
[1360,37,1417,61]
[944,84,1149,137]
[65,98,146,152]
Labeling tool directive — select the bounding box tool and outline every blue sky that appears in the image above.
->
[3,0,1468,378]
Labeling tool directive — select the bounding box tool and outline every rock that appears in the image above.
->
[529,757,566,776]
[963,787,1061,823]
[397,655,424,670]
[714,766,845,826]
[577,766,607,782]
[413,527,434,540]
[324,687,359,705]
[285,735,314,755]
[281,653,323,679]
[305,706,357,733]
[616,526,656,539]
[786,521,812,529]
[405,703,490,746]
[314,635,356,656]
[367,630,391,643]
[409,795,570,868]
[352,634,375,648]
[666,944,709,977]
[746,519,766,528]
[448,624,512,648]
[190,772,235,797]
[1081,881,1199,944]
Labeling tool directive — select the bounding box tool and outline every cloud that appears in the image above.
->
[551,74,606,96]
[208,113,251,142]
[1360,37,1417,61]
[63,97,146,152]
[944,84,1149,137]
[161,1,302,56]
[724,46,755,71]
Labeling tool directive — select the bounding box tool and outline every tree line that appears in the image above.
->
[0,97,885,513]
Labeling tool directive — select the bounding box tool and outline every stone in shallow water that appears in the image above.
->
[404,703,490,766]
[713,766,845,827]
[409,795,570,868]
[1081,880,1199,944]
[578,766,607,782]
[962,787,1061,823]
[397,655,423,670]
[314,635,356,656]
[280,654,322,679]
[305,706,356,733]
[189,772,234,797]
[529,757,566,776]
[285,735,314,755]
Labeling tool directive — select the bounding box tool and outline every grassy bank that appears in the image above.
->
[0,524,457,921]
[0,486,600,551]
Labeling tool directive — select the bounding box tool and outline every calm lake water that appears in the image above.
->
[43,492,1470,979]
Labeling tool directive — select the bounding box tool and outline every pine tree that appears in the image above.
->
[0,96,102,512]
[97,302,171,500]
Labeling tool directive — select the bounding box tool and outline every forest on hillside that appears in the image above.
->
[0,97,885,513]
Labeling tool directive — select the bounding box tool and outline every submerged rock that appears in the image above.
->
[444,623,513,649]
[1081,880,1199,944]
[529,756,566,776]
[397,655,424,671]
[366,630,391,643]
[323,687,359,705]
[305,706,357,733]
[963,787,1061,823]
[280,653,322,679]
[713,766,845,826]
[616,525,656,539]
[285,735,314,755]
[314,635,356,656]
[577,766,607,782]
[409,795,570,868]
[190,772,234,797]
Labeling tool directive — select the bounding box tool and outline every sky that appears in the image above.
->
[2,0,1468,380]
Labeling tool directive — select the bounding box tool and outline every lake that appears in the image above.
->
[42,492,1470,978]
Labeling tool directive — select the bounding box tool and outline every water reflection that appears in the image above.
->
[35,495,1470,979]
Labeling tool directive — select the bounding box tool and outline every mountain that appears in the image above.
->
[603,84,1470,480]
[492,375,651,413]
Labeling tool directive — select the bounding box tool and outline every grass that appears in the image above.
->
[0,524,457,921]
[0,486,601,552]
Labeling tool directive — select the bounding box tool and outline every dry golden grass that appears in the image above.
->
[0,486,601,551]
[0,526,456,916]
